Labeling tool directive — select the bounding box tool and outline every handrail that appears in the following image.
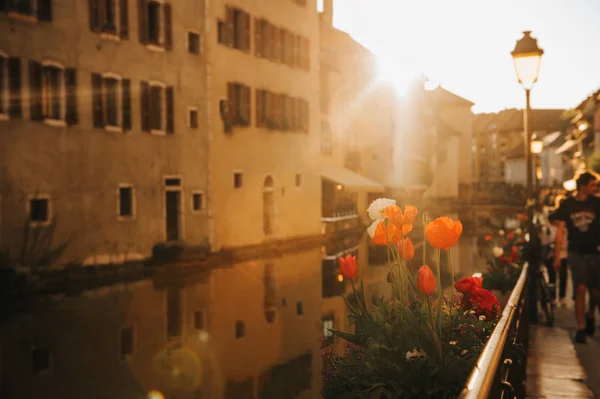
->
[458,262,529,399]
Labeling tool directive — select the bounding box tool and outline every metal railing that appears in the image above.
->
[458,262,530,399]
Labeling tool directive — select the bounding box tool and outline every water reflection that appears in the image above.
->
[0,231,479,399]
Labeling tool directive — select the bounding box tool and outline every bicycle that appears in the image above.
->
[537,262,555,327]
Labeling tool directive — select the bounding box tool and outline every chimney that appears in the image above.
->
[320,0,333,26]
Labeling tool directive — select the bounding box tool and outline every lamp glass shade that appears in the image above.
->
[563,179,577,192]
[530,140,543,154]
[512,53,542,90]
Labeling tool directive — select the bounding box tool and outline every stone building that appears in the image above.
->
[0,0,210,265]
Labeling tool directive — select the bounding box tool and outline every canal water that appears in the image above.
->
[0,233,481,399]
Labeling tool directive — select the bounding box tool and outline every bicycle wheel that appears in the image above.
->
[538,276,555,327]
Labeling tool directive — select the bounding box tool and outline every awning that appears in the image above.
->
[555,139,577,155]
[543,131,561,147]
[318,164,385,192]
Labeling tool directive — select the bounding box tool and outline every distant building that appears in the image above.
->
[0,0,210,266]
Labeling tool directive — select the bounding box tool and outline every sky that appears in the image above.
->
[331,0,600,114]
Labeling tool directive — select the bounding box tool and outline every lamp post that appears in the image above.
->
[511,31,544,199]
[531,137,543,187]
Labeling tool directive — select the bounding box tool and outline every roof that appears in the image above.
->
[426,87,475,108]
[318,164,385,192]
[473,108,564,135]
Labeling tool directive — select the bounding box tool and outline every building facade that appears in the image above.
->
[0,0,210,266]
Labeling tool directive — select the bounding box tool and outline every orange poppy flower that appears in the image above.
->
[385,205,418,236]
[338,254,358,279]
[368,219,401,245]
[398,237,415,260]
[417,265,436,295]
[484,235,493,242]
[425,216,463,250]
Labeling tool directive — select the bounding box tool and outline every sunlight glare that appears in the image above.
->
[376,54,421,96]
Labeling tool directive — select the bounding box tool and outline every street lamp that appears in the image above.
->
[512,31,544,198]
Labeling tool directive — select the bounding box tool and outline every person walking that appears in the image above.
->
[550,171,600,344]
[543,195,569,306]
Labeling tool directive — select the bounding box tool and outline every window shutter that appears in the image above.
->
[227,82,236,119]
[291,97,298,131]
[119,0,129,39]
[262,21,270,59]
[291,33,297,67]
[28,60,43,121]
[243,12,250,52]
[254,17,261,57]
[89,0,100,32]
[265,91,272,123]
[65,68,78,125]
[163,3,172,50]
[304,39,310,71]
[225,6,234,47]
[37,0,52,21]
[242,85,250,125]
[91,73,104,127]
[166,86,174,134]
[255,89,262,127]
[295,36,302,68]
[278,28,285,63]
[7,57,21,119]
[303,99,309,132]
[140,81,150,131]
[269,25,277,61]
[122,79,131,130]
[138,0,147,44]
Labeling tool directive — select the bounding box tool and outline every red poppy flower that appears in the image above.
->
[417,265,436,295]
[455,276,482,294]
[338,254,358,279]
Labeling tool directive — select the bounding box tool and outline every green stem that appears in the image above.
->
[422,212,428,267]
[401,236,408,304]
[448,249,455,305]
[385,219,396,306]
[435,248,443,338]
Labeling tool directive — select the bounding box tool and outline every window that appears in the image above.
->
[120,326,134,359]
[296,300,303,316]
[89,0,128,38]
[6,0,52,21]
[227,82,250,126]
[41,65,62,121]
[322,315,334,343]
[235,321,245,339]
[295,173,302,187]
[92,73,131,131]
[28,197,49,224]
[139,0,172,50]
[140,81,174,134]
[218,6,250,51]
[188,31,200,54]
[29,62,77,125]
[188,107,198,128]
[233,172,243,188]
[193,310,205,330]
[192,192,203,212]
[32,347,51,374]
[118,185,134,219]
[7,57,21,119]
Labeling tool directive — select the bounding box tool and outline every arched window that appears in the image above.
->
[263,175,275,236]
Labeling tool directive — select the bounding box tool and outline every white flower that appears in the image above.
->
[405,348,428,361]
[469,310,476,315]
[492,247,504,258]
[498,229,505,236]
[449,341,458,345]
[367,198,396,221]
[479,315,486,321]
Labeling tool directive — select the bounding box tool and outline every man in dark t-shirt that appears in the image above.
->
[550,172,600,343]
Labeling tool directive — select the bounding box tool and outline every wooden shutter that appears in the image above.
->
[243,12,250,52]
[37,0,52,21]
[304,39,310,71]
[89,0,100,32]
[140,81,150,131]
[163,3,172,50]
[254,17,261,57]
[166,86,174,134]
[242,85,250,125]
[255,89,263,127]
[269,25,277,61]
[262,21,270,59]
[65,68,78,125]
[303,99,309,132]
[7,57,21,119]
[28,60,43,121]
[122,79,131,130]
[119,0,129,39]
[291,33,297,67]
[279,28,285,63]
[227,82,236,120]
[225,6,234,48]
[291,97,297,130]
[138,0,147,43]
[91,73,104,127]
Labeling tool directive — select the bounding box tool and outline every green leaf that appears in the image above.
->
[329,328,364,345]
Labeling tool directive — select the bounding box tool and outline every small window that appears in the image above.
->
[42,65,63,121]
[120,327,134,359]
[32,347,50,374]
[29,198,49,223]
[295,173,302,187]
[192,193,203,211]
[235,321,245,339]
[217,20,227,44]
[322,315,334,343]
[188,107,198,128]
[188,32,200,54]
[119,186,134,218]
[164,177,181,187]
[233,172,243,189]
[194,310,204,330]
[296,300,303,316]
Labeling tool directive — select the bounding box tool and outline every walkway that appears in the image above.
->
[526,286,596,398]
